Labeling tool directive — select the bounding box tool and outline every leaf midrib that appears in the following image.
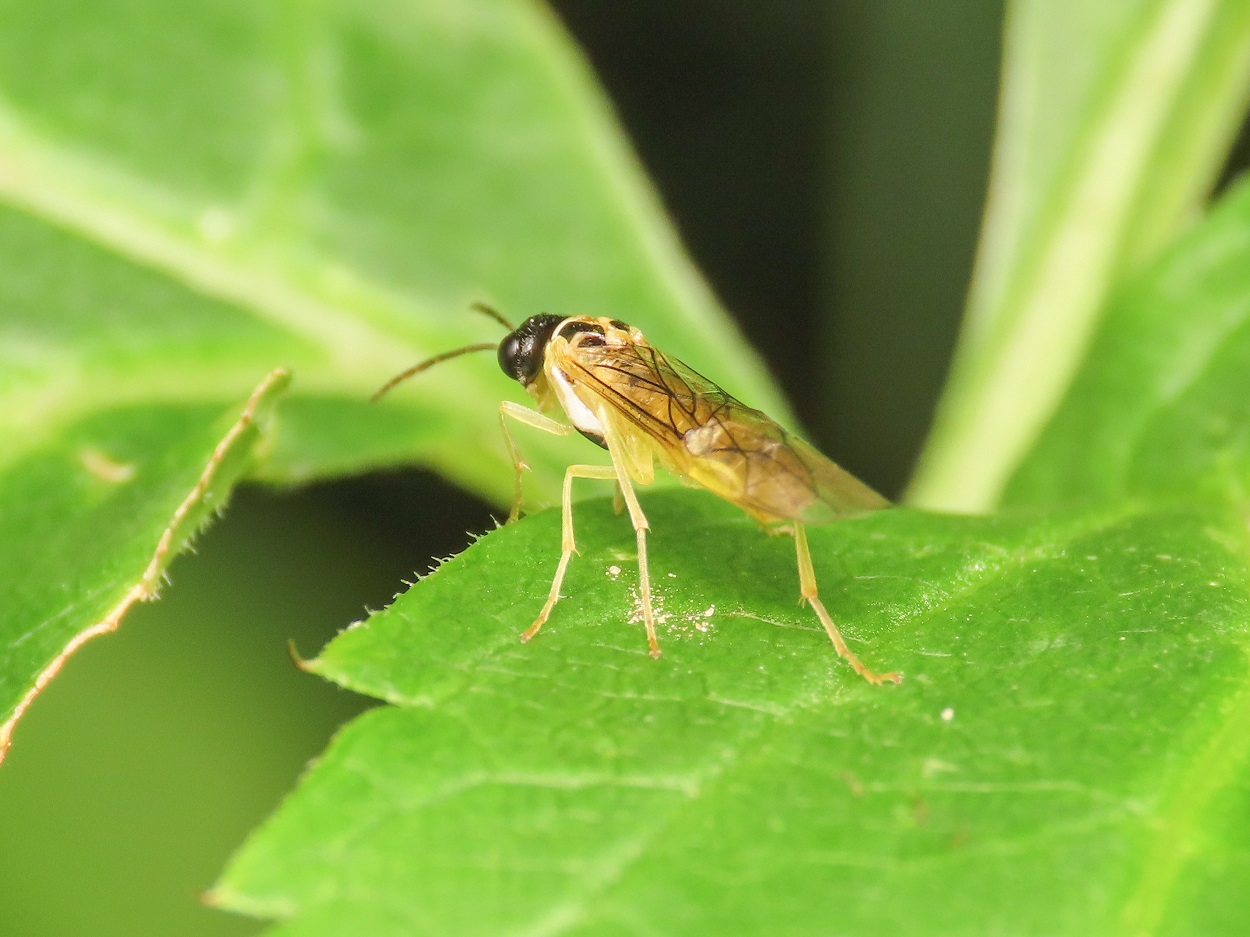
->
[0,99,554,493]
[913,0,1228,511]
[0,99,507,398]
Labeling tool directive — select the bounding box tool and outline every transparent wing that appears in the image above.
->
[556,339,889,524]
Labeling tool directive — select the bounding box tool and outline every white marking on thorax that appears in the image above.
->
[550,367,605,436]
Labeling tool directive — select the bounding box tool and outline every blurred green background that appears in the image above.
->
[0,2,1018,934]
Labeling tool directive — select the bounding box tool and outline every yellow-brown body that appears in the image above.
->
[530,316,888,525]
[377,310,899,684]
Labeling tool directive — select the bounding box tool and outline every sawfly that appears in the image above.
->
[374,304,900,685]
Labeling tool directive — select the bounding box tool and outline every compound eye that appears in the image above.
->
[498,314,562,385]
[497,331,524,382]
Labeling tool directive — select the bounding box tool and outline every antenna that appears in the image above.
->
[370,302,518,402]
[470,302,515,332]
[370,343,498,402]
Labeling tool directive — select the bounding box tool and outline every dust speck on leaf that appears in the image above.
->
[79,447,136,484]
[628,586,671,626]
[673,604,717,635]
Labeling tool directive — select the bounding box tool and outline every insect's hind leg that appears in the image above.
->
[520,463,619,645]
[601,442,659,659]
[792,523,901,685]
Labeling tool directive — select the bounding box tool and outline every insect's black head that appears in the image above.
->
[497,314,563,386]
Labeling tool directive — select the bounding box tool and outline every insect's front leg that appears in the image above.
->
[498,400,573,523]
[521,463,619,645]
[792,523,901,685]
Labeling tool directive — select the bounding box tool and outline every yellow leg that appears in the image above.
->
[520,464,619,644]
[499,400,573,523]
[601,430,659,658]
[793,523,900,685]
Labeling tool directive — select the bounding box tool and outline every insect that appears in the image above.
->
[374,304,900,685]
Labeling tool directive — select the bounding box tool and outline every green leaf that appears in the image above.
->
[0,369,288,760]
[910,0,1250,512]
[0,0,784,757]
[0,0,787,497]
[1007,176,1250,509]
[214,490,1250,936]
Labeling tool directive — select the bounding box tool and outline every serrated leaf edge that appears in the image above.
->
[0,367,290,765]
